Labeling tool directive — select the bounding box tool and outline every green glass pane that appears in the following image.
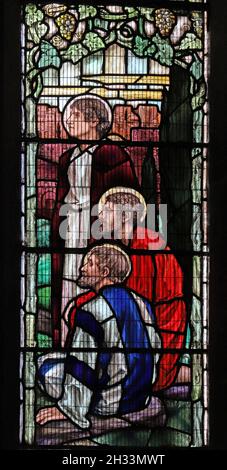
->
[37,254,51,286]
[37,219,51,247]
[94,430,152,447]
[147,429,191,447]
[166,400,192,434]
[38,286,51,310]
[37,333,52,349]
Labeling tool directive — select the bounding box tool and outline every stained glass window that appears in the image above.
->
[20,1,209,448]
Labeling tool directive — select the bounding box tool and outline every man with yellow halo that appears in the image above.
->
[65,187,188,392]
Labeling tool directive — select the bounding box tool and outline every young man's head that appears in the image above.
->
[77,244,131,291]
[98,187,146,239]
[63,94,112,140]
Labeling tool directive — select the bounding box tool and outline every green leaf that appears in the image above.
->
[124,7,139,19]
[133,35,149,57]
[138,7,154,22]
[28,22,48,45]
[151,33,174,66]
[25,4,44,26]
[37,41,61,69]
[178,33,202,51]
[146,44,156,56]
[61,43,88,64]
[191,81,206,111]
[190,54,203,80]
[83,32,105,52]
[78,5,97,20]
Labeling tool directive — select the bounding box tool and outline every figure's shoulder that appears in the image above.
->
[93,142,129,165]
[82,294,114,323]
[132,227,167,250]
[129,290,154,321]
[94,141,125,151]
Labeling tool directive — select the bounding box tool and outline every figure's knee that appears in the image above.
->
[37,356,65,399]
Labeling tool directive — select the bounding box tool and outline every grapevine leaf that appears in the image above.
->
[37,41,61,69]
[146,44,156,56]
[151,33,174,66]
[124,7,139,19]
[83,32,105,52]
[133,35,149,57]
[138,7,155,22]
[25,4,44,26]
[78,5,97,20]
[191,81,206,110]
[178,33,202,51]
[190,54,203,80]
[61,43,88,64]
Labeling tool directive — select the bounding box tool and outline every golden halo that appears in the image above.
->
[63,93,112,133]
[98,186,147,223]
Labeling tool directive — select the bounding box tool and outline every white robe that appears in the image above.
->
[61,145,98,343]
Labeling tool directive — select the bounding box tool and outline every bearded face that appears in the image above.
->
[77,254,104,289]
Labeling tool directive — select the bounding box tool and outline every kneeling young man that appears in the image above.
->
[36,244,161,428]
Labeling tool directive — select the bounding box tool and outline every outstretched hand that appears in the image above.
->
[36,406,67,425]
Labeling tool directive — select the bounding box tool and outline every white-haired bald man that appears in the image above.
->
[36,244,161,428]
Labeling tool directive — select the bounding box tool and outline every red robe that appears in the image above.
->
[126,227,187,391]
[51,143,139,345]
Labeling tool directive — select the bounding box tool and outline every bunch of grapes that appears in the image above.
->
[55,13,76,41]
[154,9,176,37]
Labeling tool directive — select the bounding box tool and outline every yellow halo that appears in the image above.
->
[98,186,147,223]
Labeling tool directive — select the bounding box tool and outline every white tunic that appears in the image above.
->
[61,145,98,343]
[64,145,98,248]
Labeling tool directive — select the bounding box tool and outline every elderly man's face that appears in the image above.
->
[99,200,135,238]
[99,201,125,236]
[99,201,115,234]
[64,106,97,140]
[77,254,104,288]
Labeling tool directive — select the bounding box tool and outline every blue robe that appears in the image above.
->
[38,286,161,428]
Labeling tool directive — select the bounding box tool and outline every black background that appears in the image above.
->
[1,0,227,461]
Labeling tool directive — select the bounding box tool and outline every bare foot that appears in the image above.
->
[36,406,67,425]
